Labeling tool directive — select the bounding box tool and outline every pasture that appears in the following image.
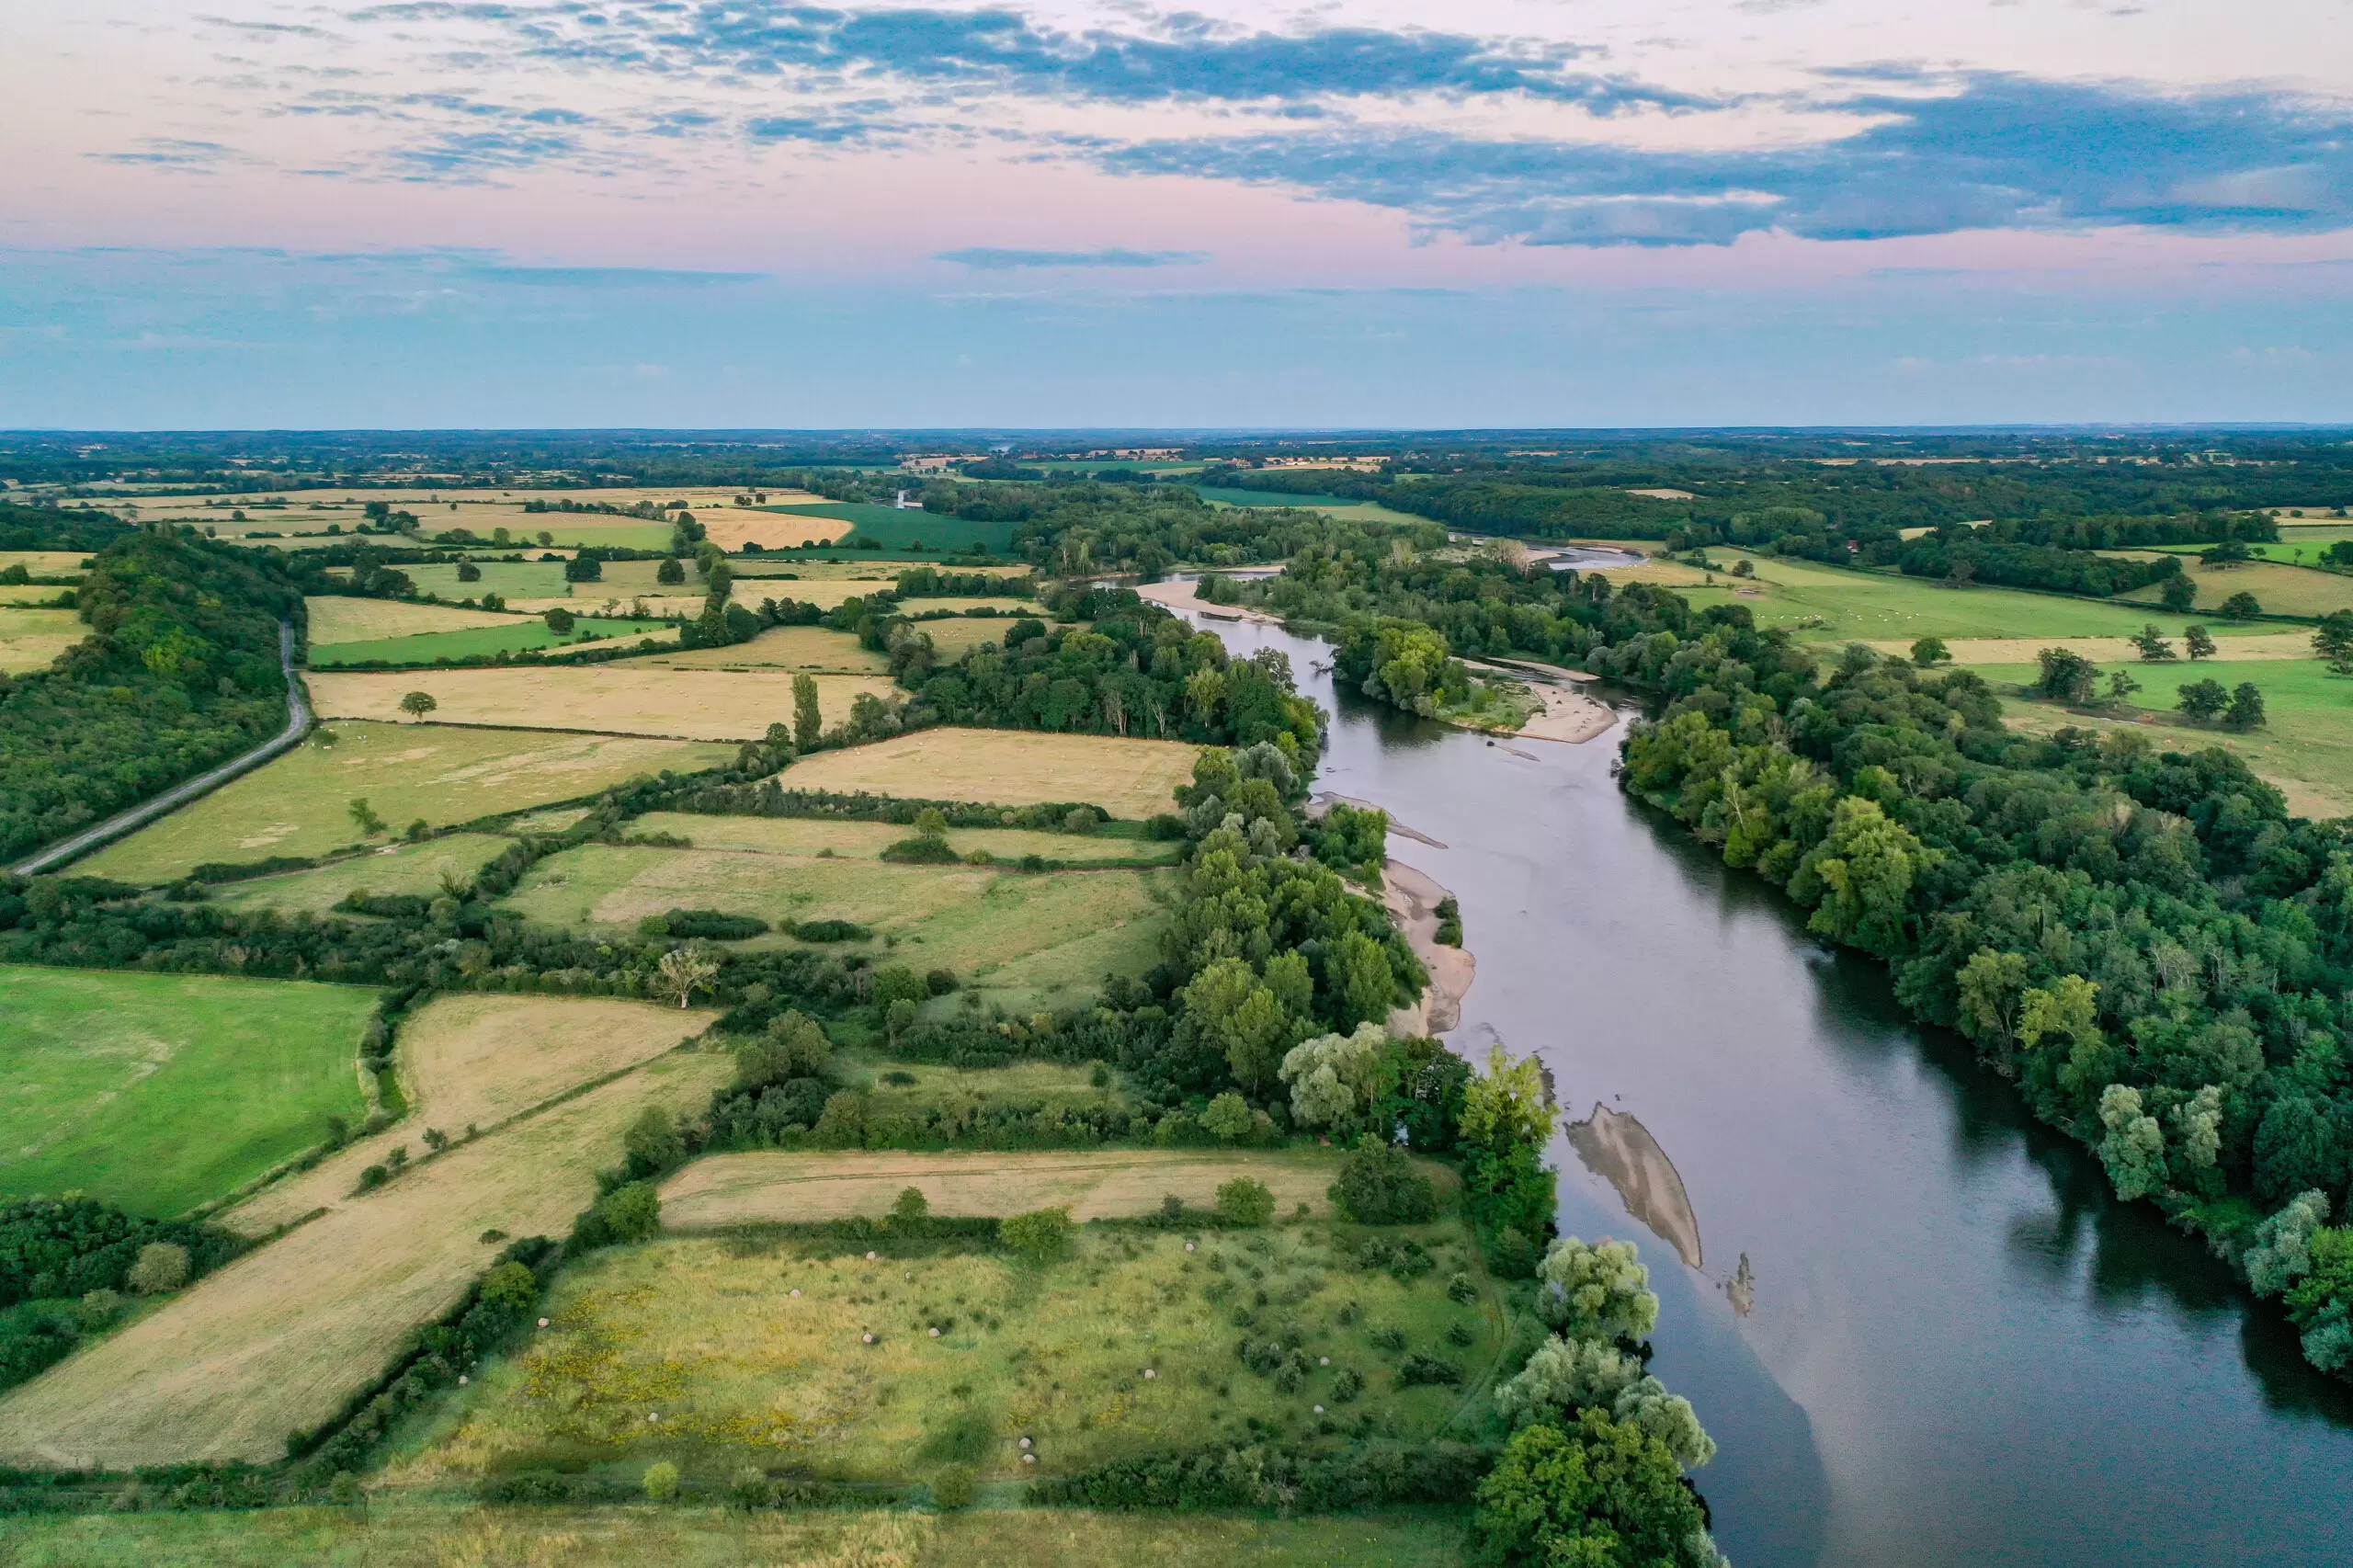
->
[231,994,718,1236]
[1864,631,2316,666]
[395,1205,1500,1488]
[0,1499,1468,1568]
[0,967,374,1217]
[2115,558,2353,619]
[0,608,83,674]
[496,844,1174,1010]
[628,811,1174,864]
[207,832,513,917]
[640,624,889,673]
[758,503,1017,554]
[0,584,76,606]
[775,728,1199,820]
[306,667,898,740]
[304,597,517,642]
[0,552,89,578]
[82,722,737,882]
[402,562,574,600]
[911,615,1025,656]
[309,615,675,668]
[0,1051,731,1470]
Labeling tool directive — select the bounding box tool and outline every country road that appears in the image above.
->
[10,621,311,875]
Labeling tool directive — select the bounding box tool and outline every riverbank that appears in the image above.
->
[1134,578,1281,623]
[1382,858,1473,1035]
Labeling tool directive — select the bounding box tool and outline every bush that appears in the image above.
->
[127,1242,190,1295]
[1329,1142,1437,1224]
[642,908,769,940]
[1398,1352,1463,1387]
[1215,1176,1276,1227]
[882,835,962,863]
[1029,1440,1491,1511]
[642,1460,680,1502]
[932,1464,977,1508]
[999,1206,1076,1264]
[792,918,870,942]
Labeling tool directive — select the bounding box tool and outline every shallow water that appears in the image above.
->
[1190,607,2353,1568]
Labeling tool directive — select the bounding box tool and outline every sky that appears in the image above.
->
[3,0,2351,429]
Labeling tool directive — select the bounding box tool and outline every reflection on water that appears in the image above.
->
[1564,1103,1704,1270]
[1174,599,2353,1568]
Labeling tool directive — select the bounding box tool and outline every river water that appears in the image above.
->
[1182,606,2353,1568]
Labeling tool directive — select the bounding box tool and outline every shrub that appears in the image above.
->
[1447,1271,1478,1303]
[642,908,769,940]
[1329,1142,1438,1224]
[643,1460,679,1502]
[793,918,871,942]
[1330,1367,1365,1403]
[1215,1176,1276,1227]
[1398,1352,1463,1387]
[584,1182,661,1246]
[932,1464,977,1508]
[999,1206,1076,1264]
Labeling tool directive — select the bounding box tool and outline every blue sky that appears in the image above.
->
[2,1,2349,426]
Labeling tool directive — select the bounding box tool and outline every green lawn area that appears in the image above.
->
[428,523,675,551]
[1679,555,2289,643]
[1193,485,1358,508]
[0,967,374,1216]
[756,504,1017,555]
[206,833,516,916]
[403,562,574,599]
[310,616,676,667]
[1968,655,2353,818]
[2112,558,2353,619]
[84,722,739,882]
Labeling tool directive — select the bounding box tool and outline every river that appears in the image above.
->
[1181,605,2353,1568]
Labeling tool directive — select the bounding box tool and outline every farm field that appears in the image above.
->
[0,1050,731,1470]
[0,1500,1468,1568]
[913,614,1028,655]
[1970,657,2353,817]
[230,994,718,1235]
[309,614,675,667]
[304,597,519,642]
[1863,631,2317,665]
[0,967,375,1217]
[495,843,1174,1009]
[207,832,513,916]
[393,1200,1502,1488]
[775,728,1199,819]
[2115,557,2353,619]
[429,521,675,551]
[0,551,90,577]
[307,667,897,739]
[108,487,821,549]
[403,561,573,600]
[658,1148,1435,1228]
[639,623,889,673]
[0,607,82,673]
[758,503,1017,554]
[82,722,736,882]
[2275,524,2353,552]
[630,811,1175,864]
[0,584,77,606]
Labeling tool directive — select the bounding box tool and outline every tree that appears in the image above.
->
[1214,1176,1276,1226]
[655,945,719,1008]
[1535,1236,1658,1343]
[2316,611,2353,675]
[398,690,438,722]
[2105,669,2140,706]
[1330,929,1402,1029]
[999,1205,1075,1263]
[1495,1334,1645,1428]
[2035,647,2099,705]
[2096,1085,2168,1201]
[1910,636,1949,668]
[1201,1092,1255,1143]
[2224,682,2268,731]
[2129,624,2176,662]
[597,1182,661,1242]
[914,806,949,846]
[657,557,686,585]
[544,607,575,634]
[643,1460,679,1503]
[347,797,387,836]
[1328,1142,1437,1224]
[792,672,823,750]
[2161,576,2198,612]
[563,554,603,583]
[1473,1413,1722,1568]
[2219,590,2263,620]
[1800,796,1930,958]
[126,1242,189,1295]
[2184,624,2217,661]
[2246,1190,2332,1297]
[456,561,482,583]
[2176,677,2230,722]
[1279,1021,1390,1130]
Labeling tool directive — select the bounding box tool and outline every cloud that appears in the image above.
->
[87,139,236,169]
[456,264,770,287]
[936,247,1210,269]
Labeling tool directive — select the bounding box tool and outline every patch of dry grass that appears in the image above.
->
[628,812,1172,864]
[639,625,888,674]
[306,668,898,741]
[0,608,84,674]
[229,994,719,1235]
[305,597,522,643]
[208,834,515,918]
[1863,631,2317,665]
[2117,557,2353,618]
[0,1051,730,1470]
[777,729,1199,820]
[0,551,90,578]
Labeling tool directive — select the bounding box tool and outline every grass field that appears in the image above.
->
[428,522,676,551]
[304,597,520,642]
[640,624,890,673]
[83,723,738,882]
[0,607,83,673]
[0,552,90,577]
[0,584,76,606]
[912,616,1028,656]
[230,994,718,1236]
[2115,558,2353,619]
[777,729,1199,820]
[307,668,898,740]
[658,1149,1431,1228]
[629,812,1172,865]
[1972,656,2353,818]
[395,1199,1501,1489]
[759,504,1017,555]
[1864,631,2316,666]
[837,1055,1128,1119]
[207,833,515,917]
[403,562,575,600]
[0,1050,731,1469]
[496,844,1174,1009]
[0,1500,1468,1567]
[0,967,374,1217]
[310,616,675,668]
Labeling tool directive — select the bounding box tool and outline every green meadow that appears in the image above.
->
[756,503,1017,554]
[402,561,575,600]
[310,615,676,667]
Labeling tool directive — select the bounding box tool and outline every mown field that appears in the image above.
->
[304,597,518,642]
[629,811,1176,865]
[206,832,514,917]
[0,551,90,578]
[307,667,896,741]
[394,1195,1501,1489]
[401,561,574,600]
[640,624,890,673]
[0,1047,731,1469]
[0,967,374,1217]
[756,503,1017,555]
[0,606,82,673]
[310,614,676,667]
[776,729,1199,820]
[83,722,738,882]
[0,1500,1468,1568]
[495,842,1174,1011]
[2115,557,2353,619]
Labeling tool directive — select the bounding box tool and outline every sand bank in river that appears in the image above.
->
[1383,858,1474,1035]
[1564,1103,1703,1269]
[1136,578,1281,623]
[1516,682,1618,744]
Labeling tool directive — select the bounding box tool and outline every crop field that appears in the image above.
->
[393,1202,1502,1489]
[0,1499,1469,1568]
[307,667,897,740]
[912,615,1027,656]
[402,561,574,600]
[1863,631,2316,666]
[699,513,852,551]
[231,994,718,1236]
[108,487,823,549]
[304,597,519,642]
[758,503,1017,555]
[776,728,1199,819]
[0,967,375,1217]
[629,811,1175,864]
[0,607,83,673]
[658,1149,1435,1228]
[0,1051,731,1470]
[640,624,890,673]
[310,615,675,667]
[2115,558,2353,619]
[1971,656,2353,818]
[206,832,514,917]
[0,551,90,577]
[83,722,737,882]
[496,844,1174,1009]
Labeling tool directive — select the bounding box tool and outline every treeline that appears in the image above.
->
[0,1199,244,1394]
[1896,538,2185,597]
[0,529,296,863]
[0,501,131,555]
